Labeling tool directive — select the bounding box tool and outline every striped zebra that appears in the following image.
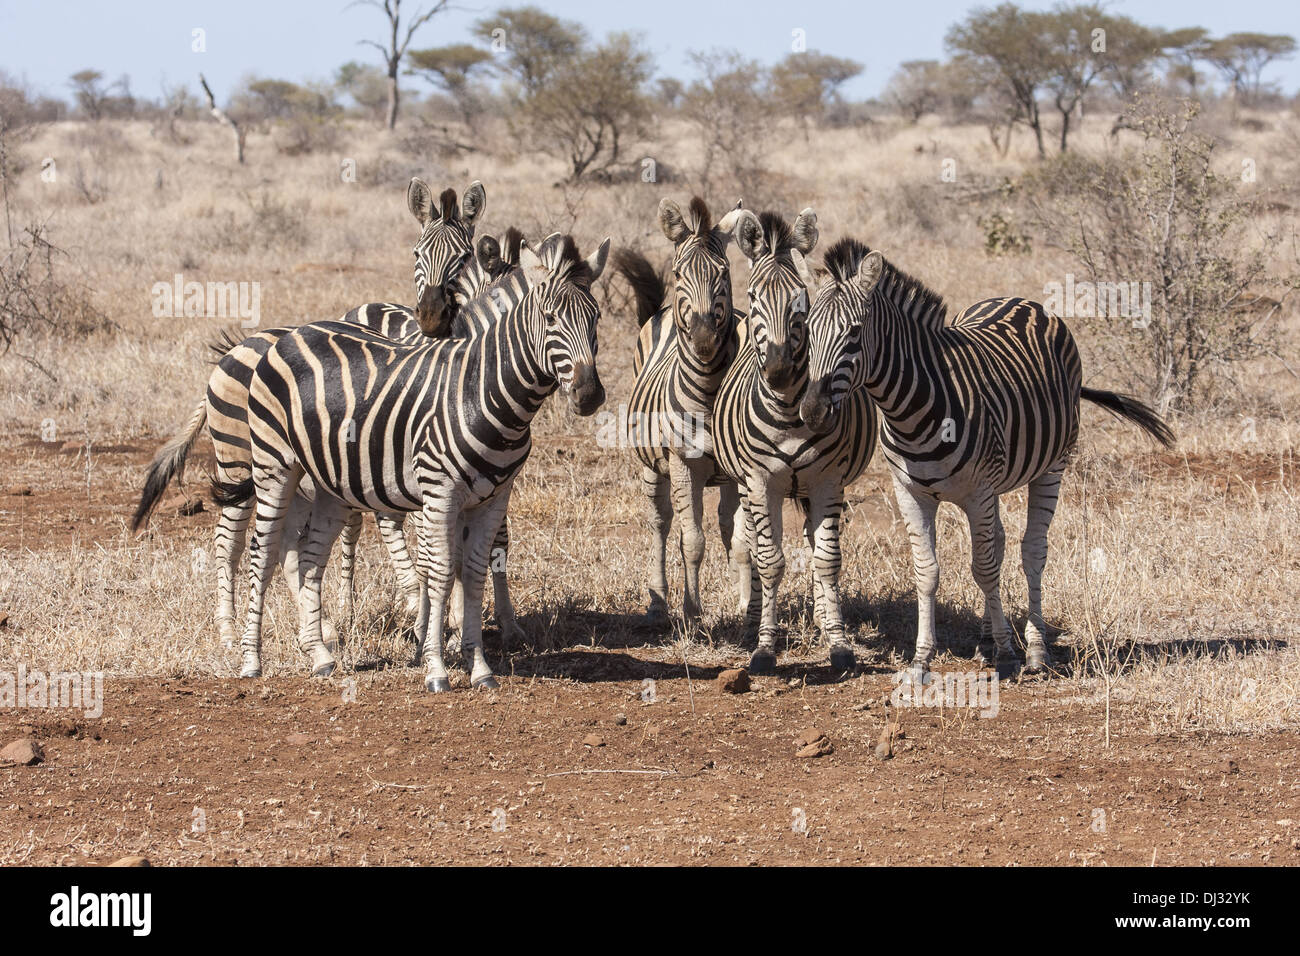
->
[617,197,744,625]
[131,179,518,649]
[235,234,610,690]
[799,237,1175,679]
[711,209,878,675]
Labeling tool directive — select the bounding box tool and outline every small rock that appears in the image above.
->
[383,746,399,757]
[613,714,627,726]
[874,721,899,761]
[582,733,605,748]
[1,738,44,766]
[797,737,833,759]
[1220,759,1239,775]
[284,733,312,746]
[716,668,751,694]
[107,856,151,867]
[0,613,9,629]
[852,701,872,712]
[5,486,32,496]
[795,727,826,747]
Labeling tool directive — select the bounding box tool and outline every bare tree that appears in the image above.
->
[353,0,451,129]
[199,74,245,164]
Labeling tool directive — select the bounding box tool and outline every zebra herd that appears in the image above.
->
[133,179,1174,693]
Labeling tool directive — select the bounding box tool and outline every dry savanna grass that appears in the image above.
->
[0,110,1296,743]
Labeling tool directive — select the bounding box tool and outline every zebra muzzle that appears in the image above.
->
[761,344,797,390]
[567,364,605,416]
[801,377,836,434]
[416,284,452,338]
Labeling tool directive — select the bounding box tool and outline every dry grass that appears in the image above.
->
[0,110,1296,738]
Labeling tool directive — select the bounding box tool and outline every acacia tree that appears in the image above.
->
[947,3,1055,157]
[1203,32,1296,108]
[473,5,585,96]
[353,0,451,129]
[884,60,945,123]
[407,44,494,129]
[771,51,862,136]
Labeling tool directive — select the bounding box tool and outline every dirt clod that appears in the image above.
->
[107,856,150,867]
[1,738,44,766]
[795,728,832,758]
[284,733,312,746]
[583,734,605,748]
[716,668,751,694]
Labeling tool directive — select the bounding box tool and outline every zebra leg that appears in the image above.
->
[809,489,853,674]
[292,495,349,677]
[336,509,363,623]
[668,454,709,624]
[459,492,513,690]
[717,481,740,600]
[746,479,786,675]
[280,494,340,655]
[642,466,673,624]
[964,491,1019,678]
[798,499,824,636]
[415,493,458,693]
[239,462,304,679]
[377,513,422,616]
[1021,471,1063,674]
[489,517,523,646]
[733,499,760,624]
[214,500,252,649]
[894,479,941,682]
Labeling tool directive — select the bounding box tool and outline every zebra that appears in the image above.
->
[130,179,516,650]
[616,197,744,626]
[799,237,1175,680]
[711,208,878,675]
[234,233,610,691]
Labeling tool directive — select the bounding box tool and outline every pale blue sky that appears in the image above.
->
[0,0,1296,103]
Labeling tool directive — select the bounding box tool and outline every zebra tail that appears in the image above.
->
[210,475,254,507]
[612,248,666,326]
[1081,387,1175,448]
[131,399,208,531]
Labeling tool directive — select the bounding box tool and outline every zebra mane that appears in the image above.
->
[438,188,459,222]
[501,226,524,266]
[687,197,712,236]
[823,237,948,327]
[536,234,595,286]
[757,211,795,255]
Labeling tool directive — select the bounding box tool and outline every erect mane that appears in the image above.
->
[687,197,712,236]
[537,234,594,286]
[757,211,795,255]
[438,187,459,223]
[823,237,949,326]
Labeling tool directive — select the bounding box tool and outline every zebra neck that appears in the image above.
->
[752,366,807,426]
[670,332,734,413]
[862,312,958,446]
[453,257,491,303]
[478,301,552,428]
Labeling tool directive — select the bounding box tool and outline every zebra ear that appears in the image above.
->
[476,234,502,275]
[733,209,766,263]
[519,243,549,289]
[791,249,814,288]
[659,199,689,243]
[856,250,885,295]
[585,237,612,282]
[792,207,819,255]
[714,200,744,243]
[462,180,486,228]
[407,178,434,226]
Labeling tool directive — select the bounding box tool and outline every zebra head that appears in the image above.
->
[659,197,744,364]
[731,207,819,393]
[801,239,886,434]
[407,178,486,338]
[518,234,612,417]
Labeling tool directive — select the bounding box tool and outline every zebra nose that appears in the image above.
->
[416,284,451,338]
[762,343,796,389]
[689,314,721,359]
[800,377,835,433]
[569,364,605,416]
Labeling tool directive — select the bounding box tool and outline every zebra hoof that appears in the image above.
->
[311,661,336,678]
[472,674,500,691]
[829,647,857,674]
[995,656,1022,681]
[645,605,669,627]
[748,649,777,675]
[425,676,452,693]
[239,665,262,679]
[1023,646,1051,674]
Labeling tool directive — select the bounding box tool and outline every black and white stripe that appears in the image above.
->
[711,210,878,674]
[236,234,610,691]
[800,237,1175,678]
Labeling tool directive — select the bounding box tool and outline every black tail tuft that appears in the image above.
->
[207,327,249,365]
[210,475,255,507]
[130,399,208,532]
[613,248,667,326]
[131,461,175,532]
[1081,387,1175,448]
